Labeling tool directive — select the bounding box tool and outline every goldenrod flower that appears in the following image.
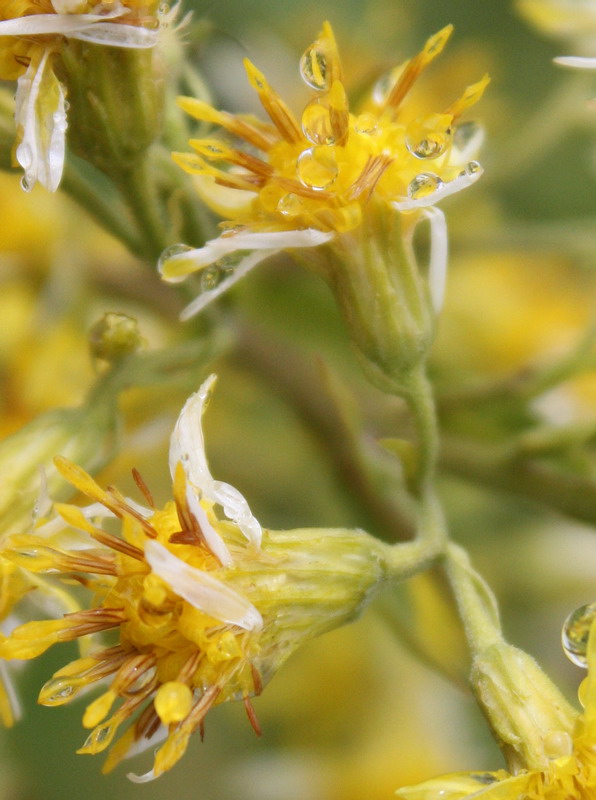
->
[395,620,596,799]
[0,1,162,191]
[161,22,489,321]
[0,375,394,780]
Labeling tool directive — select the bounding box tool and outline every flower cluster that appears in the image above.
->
[160,22,489,320]
[0,1,162,191]
[0,375,390,780]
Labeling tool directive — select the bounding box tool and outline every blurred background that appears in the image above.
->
[2,0,596,798]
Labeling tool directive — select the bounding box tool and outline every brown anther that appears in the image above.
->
[58,607,127,640]
[243,696,262,737]
[169,529,201,546]
[250,663,263,695]
[177,651,204,684]
[113,653,157,696]
[348,154,393,202]
[132,468,155,508]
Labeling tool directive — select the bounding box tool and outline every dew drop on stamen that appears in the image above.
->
[354,113,378,135]
[39,678,77,705]
[562,602,596,667]
[302,97,341,146]
[297,147,338,189]
[277,193,303,216]
[407,173,442,200]
[157,243,193,272]
[299,44,328,91]
[20,175,32,193]
[406,131,449,160]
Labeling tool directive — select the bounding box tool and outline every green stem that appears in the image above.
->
[445,543,502,654]
[60,161,143,257]
[400,364,440,494]
[114,155,171,262]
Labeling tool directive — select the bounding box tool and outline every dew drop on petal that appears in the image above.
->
[20,175,33,193]
[354,112,378,135]
[464,160,482,176]
[406,131,449,159]
[201,265,220,292]
[157,243,193,272]
[299,44,328,91]
[17,143,33,170]
[39,678,77,705]
[562,602,596,667]
[544,730,573,760]
[297,146,338,189]
[407,173,442,200]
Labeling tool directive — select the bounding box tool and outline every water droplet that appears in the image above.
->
[299,44,328,91]
[453,120,481,153]
[157,243,193,272]
[20,175,33,193]
[464,160,481,176]
[406,131,449,159]
[277,193,303,217]
[562,602,596,667]
[407,173,442,200]
[302,96,345,146]
[544,730,573,760]
[17,143,33,170]
[372,70,395,105]
[297,146,338,189]
[201,265,220,292]
[41,680,75,705]
[158,1,170,14]
[354,113,378,135]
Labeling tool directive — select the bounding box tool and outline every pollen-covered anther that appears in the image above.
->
[244,59,303,144]
[348,154,393,202]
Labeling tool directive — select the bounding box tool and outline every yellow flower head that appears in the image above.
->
[0,375,389,781]
[0,0,163,191]
[161,22,489,320]
[395,616,596,799]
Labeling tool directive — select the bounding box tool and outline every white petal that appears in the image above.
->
[0,661,22,723]
[393,164,483,212]
[0,10,124,37]
[15,49,67,192]
[170,376,262,548]
[69,23,159,49]
[160,228,334,282]
[554,56,596,69]
[145,540,262,630]
[184,483,233,567]
[33,467,52,522]
[127,769,157,784]
[179,249,279,320]
[420,206,448,313]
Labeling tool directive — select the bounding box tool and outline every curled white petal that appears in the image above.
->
[420,206,448,313]
[15,48,67,192]
[69,23,159,48]
[554,56,596,69]
[0,9,124,37]
[145,540,262,630]
[184,483,233,567]
[170,375,262,548]
[393,165,484,212]
[160,228,334,282]
[127,769,157,784]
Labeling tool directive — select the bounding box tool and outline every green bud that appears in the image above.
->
[88,312,145,364]
[471,640,578,772]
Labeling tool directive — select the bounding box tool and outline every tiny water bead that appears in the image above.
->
[297,146,338,189]
[277,192,303,217]
[201,265,221,292]
[157,243,194,273]
[300,44,329,91]
[301,90,348,146]
[354,113,378,135]
[408,172,443,200]
[562,602,596,667]
[406,131,449,160]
